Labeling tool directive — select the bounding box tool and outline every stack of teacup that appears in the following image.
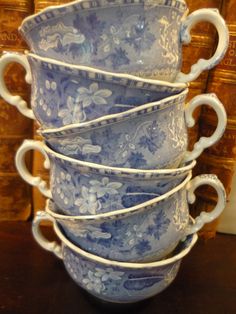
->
[0,0,229,304]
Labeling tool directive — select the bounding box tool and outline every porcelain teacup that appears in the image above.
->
[15,140,196,215]
[0,52,186,128]
[40,91,227,170]
[44,172,226,262]
[18,0,229,82]
[33,210,198,304]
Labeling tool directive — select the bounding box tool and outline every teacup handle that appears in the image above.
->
[176,8,229,83]
[32,211,62,259]
[183,93,227,163]
[15,139,52,198]
[0,52,35,119]
[185,174,226,235]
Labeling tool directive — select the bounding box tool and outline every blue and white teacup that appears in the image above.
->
[19,0,229,82]
[44,172,226,262]
[40,92,227,170]
[33,210,198,304]
[15,140,196,215]
[0,52,186,128]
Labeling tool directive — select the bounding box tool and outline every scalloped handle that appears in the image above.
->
[183,93,227,163]
[0,52,35,119]
[185,174,226,235]
[32,211,62,259]
[176,8,229,83]
[15,140,52,198]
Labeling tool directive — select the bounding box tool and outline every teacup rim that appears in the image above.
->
[42,140,196,174]
[50,215,198,269]
[40,88,188,135]
[19,0,188,33]
[46,171,192,220]
[24,51,188,89]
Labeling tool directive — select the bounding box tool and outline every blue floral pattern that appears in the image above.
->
[62,233,195,303]
[146,209,171,240]
[89,177,123,198]
[74,187,102,215]
[29,55,185,128]
[21,0,187,80]
[82,267,124,294]
[49,154,189,215]
[123,16,156,52]
[53,188,190,262]
[58,96,84,125]
[138,121,167,154]
[45,97,188,170]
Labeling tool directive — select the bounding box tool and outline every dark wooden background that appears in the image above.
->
[0,222,236,314]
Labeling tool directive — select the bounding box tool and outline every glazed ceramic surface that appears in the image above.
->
[0,52,186,128]
[45,172,226,262]
[32,210,198,304]
[41,92,226,170]
[15,140,196,215]
[19,0,229,82]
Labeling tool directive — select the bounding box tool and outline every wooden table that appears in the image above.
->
[0,221,236,314]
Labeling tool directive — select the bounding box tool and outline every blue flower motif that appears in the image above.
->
[135,240,152,255]
[85,13,106,41]
[124,16,155,52]
[138,121,166,154]
[76,83,112,109]
[91,127,122,159]
[98,220,127,248]
[89,177,123,198]
[100,220,126,234]
[100,48,130,69]
[127,152,147,168]
[74,186,102,215]
[58,95,85,125]
[91,127,121,150]
[73,13,106,54]
[82,270,105,293]
[138,135,158,154]
[147,210,170,240]
[146,225,156,237]
[113,48,130,68]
